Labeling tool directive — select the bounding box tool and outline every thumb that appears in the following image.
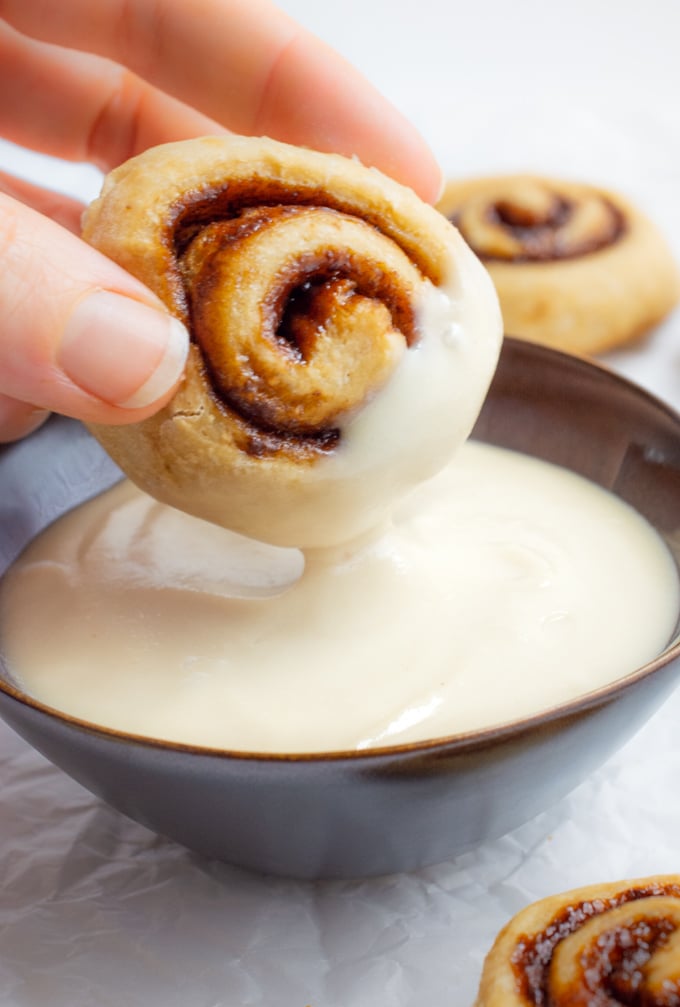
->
[0,193,189,440]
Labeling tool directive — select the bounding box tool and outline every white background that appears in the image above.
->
[2,2,680,1005]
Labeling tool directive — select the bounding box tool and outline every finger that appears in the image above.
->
[0,393,49,444]
[254,29,442,203]
[0,193,189,435]
[0,169,85,233]
[0,21,222,171]
[0,0,441,201]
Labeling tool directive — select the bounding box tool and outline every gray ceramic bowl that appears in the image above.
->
[1,337,680,879]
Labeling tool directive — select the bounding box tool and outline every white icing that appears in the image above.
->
[2,441,677,753]
[266,240,502,548]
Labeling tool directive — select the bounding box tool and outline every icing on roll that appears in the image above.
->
[83,136,502,547]
[438,174,680,356]
[474,876,680,1006]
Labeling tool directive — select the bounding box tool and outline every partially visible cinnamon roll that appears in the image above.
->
[438,175,679,356]
[83,136,501,548]
[474,875,680,1006]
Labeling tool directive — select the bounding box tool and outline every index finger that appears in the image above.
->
[0,0,441,202]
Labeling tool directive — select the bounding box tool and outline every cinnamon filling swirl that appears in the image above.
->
[513,882,680,1004]
[451,180,626,263]
[177,204,420,453]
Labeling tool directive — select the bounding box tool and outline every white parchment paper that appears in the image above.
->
[3,691,680,1007]
[2,1,680,1003]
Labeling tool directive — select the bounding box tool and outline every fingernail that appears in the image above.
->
[59,290,189,409]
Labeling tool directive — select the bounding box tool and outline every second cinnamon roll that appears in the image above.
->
[475,875,680,1006]
[439,174,679,356]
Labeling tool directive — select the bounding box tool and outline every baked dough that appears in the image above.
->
[474,875,680,1005]
[438,174,680,355]
[82,135,501,547]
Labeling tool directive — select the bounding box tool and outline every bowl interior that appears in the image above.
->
[474,340,680,639]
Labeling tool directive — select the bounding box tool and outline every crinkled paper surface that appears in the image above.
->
[3,698,680,1007]
[2,1,680,1003]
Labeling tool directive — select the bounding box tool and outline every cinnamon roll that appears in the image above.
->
[474,875,680,1006]
[83,136,502,548]
[438,175,679,356]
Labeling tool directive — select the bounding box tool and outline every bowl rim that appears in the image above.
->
[2,339,680,763]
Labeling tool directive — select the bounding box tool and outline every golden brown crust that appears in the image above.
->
[438,174,680,356]
[82,135,485,547]
[474,875,680,1006]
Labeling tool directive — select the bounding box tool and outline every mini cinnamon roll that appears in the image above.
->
[438,174,679,356]
[474,875,680,1006]
[83,136,501,548]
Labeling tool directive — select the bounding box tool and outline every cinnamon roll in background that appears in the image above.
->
[474,875,680,1006]
[83,136,502,548]
[438,175,680,356]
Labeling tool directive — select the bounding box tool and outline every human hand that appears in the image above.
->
[0,0,441,442]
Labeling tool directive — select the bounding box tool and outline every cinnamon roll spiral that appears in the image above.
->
[474,875,680,1006]
[83,136,501,548]
[439,175,679,356]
